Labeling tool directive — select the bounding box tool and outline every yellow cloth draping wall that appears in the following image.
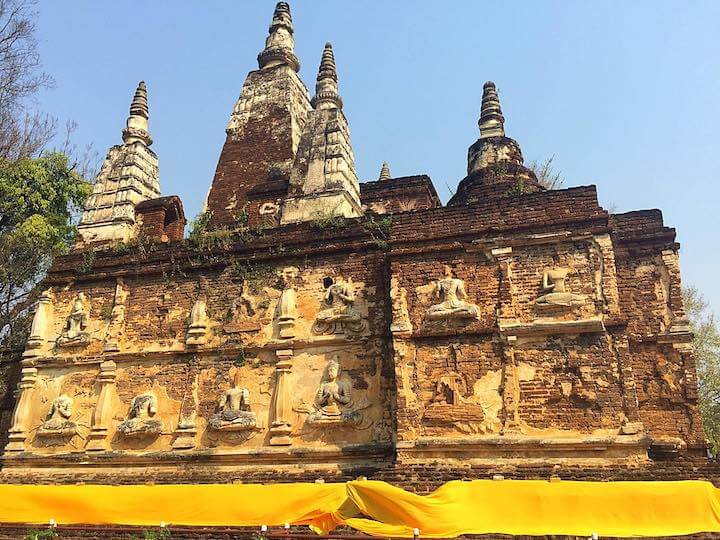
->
[0,479,719,537]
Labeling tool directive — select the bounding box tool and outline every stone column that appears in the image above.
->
[269,349,293,445]
[6,361,38,452]
[86,360,117,451]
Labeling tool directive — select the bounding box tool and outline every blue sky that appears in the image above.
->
[36,1,720,314]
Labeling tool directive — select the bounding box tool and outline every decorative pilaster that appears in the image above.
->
[500,336,521,434]
[86,360,117,452]
[76,81,161,245]
[6,362,38,452]
[23,288,54,358]
[269,349,293,445]
[277,267,298,339]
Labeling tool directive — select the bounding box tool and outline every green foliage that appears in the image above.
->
[142,527,171,539]
[504,179,533,197]
[0,152,92,347]
[684,287,720,455]
[528,156,565,190]
[310,212,350,232]
[228,261,281,291]
[363,213,392,249]
[24,527,58,540]
[79,249,96,274]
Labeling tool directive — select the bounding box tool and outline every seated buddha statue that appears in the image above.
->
[313,279,365,335]
[57,293,90,347]
[37,395,77,437]
[535,268,587,307]
[303,357,368,427]
[117,393,163,437]
[208,384,257,432]
[426,266,479,321]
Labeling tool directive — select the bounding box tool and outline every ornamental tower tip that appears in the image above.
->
[311,42,342,110]
[378,162,391,181]
[122,81,151,146]
[258,2,300,72]
[478,81,505,139]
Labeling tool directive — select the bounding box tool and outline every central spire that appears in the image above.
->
[122,81,151,146]
[258,2,300,72]
[311,42,342,110]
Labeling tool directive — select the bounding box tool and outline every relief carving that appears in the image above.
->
[390,276,412,334]
[57,293,91,347]
[535,268,587,308]
[295,357,370,428]
[208,376,258,432]
[37,395,77,438]
[104,280,128,352]
[117,393,163,437]
[426,266,479,321]
[313,278,365,335]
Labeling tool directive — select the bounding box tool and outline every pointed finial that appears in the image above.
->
[311,42,342,109]
[478,81,505,138]
[258,2,300,72]
[122,81,152,146]
[378,162,391,181]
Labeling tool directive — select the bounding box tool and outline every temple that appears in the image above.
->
[0,2,716,537]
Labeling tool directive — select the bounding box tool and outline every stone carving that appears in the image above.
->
[277,267,298,339]
[186,298,210,345]
[24,289,54,357]
[270,349,293,445]
[224,281,259,334]
[296,357,369,427]
[535,268,587,307]
[208,376,257,432]
[57,293,91,347]
[390,276,412,334]
[86,360,117,451]
[104,281,128,352]
[6,364,38,452]
[312,278,365,335]
[117,393,163,437]
[37,395,77,437]
[426,266,479,321]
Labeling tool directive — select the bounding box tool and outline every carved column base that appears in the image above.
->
[269,423,292,446]
[278,319,295,339]
[5,432,28,453]
[172,425,197,450]
[86,428,110,452]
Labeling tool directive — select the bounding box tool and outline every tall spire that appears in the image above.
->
[122,81,152,146]
[378,162,391,181]
[258,2,300,72]
[478,81,505,139]
[311,42,342,110]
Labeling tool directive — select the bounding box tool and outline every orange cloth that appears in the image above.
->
[0,479,719,537]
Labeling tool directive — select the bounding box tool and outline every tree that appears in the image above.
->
[528,156,565,190]
[0,152,91,353]
[683,286,720,454]
[0,0,56,160]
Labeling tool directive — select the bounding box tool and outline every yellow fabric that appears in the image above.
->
[0,479,719,537]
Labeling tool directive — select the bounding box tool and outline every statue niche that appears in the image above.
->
[535,267,587,308]
[57,293,91,347]
[37,394,77,438]
[117,393,163,437]
[295,357,369,428]
[390,276,412,334]
[426,266,479,321]
[208,377,258,432]
[312,278,365,336]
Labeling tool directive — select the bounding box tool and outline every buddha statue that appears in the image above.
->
[57,293,90,347]
[117,393,163,437]
[298,357,369,427]
[426,266,479,321]
[312,278,365,335]
[208,380,257,432]
[37,394,77,437]
[535,268,587,307]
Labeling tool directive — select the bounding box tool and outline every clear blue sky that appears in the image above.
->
[36,1,720,315]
